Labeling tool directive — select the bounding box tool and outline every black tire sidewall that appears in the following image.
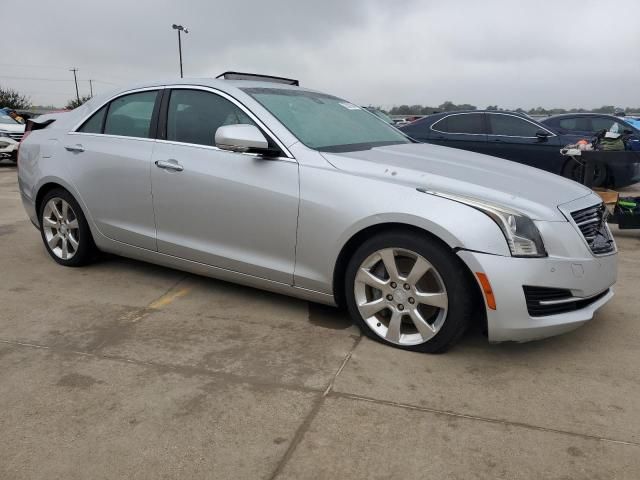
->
[39,189,95,267]
[344,231,473,353]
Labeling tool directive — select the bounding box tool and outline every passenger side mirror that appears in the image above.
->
[215,124,279,156]
[535,130,550,141]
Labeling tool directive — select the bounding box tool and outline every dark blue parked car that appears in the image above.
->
[400,110,640,188]
[541,113,640,152]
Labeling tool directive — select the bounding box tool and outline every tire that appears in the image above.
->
[562,159,607,188]
[344,230,474,353]
[39,188,96,267]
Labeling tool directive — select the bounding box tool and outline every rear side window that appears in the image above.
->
[78,105,107,134]
[591,117,626,133]
[559,117,590,132]
[489,114,540,137]
[166,89,255,146]
[433,113,485,134]
[104,91,158,138]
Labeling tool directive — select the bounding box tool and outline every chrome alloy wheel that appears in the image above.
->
[354,248,448,346]
[42,197,80,260]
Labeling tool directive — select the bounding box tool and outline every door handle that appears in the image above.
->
[155,159,184,172]
[64,144,84,152]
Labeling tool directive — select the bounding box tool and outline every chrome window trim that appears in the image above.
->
[69,84,295,160]
[430,112,486,136]
[429,111,556,138]
[486,112,556,138]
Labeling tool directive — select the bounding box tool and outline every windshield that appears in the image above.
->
[242,88,411,152]
[0,114,18,125]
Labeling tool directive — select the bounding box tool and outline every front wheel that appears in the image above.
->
[344,231,475,353]
[562,159,607,187]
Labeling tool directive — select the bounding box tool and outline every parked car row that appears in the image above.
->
[17,73,617,354]
[400,111,640,188]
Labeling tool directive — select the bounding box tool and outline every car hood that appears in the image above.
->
[0,123,25,133]
[321,143,593,221]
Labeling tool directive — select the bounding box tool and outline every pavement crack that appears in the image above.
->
[268,335,362,480]
[330,391,640,448]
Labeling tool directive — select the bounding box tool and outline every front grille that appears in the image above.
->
[523,285,609,317]
[8,132,23,142]
[570,203,615,255]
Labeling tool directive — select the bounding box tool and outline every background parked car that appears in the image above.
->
[0,112,25,162]
[400,110,640,188]
[541,113,640,152]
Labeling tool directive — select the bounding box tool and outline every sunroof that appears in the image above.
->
[216,71,299,86]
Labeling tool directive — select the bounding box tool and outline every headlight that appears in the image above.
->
[419,189,547,258]
[0,131,10,138]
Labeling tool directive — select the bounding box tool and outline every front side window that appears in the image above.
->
[242,87,410,152]
[489,114,541,137]
[103,91,158,138]
[591,117,627,133]
[167,89,255,146]
[433,113,485,134]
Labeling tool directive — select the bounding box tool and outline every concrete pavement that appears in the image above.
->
[1,162,639,479]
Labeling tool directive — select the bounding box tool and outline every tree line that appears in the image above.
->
[387,102,640,116]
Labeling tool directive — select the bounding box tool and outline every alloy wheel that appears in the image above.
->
[42,197,80,260]
[354,248,448,346]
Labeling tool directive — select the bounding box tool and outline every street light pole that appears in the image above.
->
[69,68,80,103]
[89,79,94,97]
[172,24,189,78]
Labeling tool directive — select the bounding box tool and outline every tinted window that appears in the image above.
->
[167,89,255,146]
[104,91,158,138]
[489,114,540,137]
[432,113,485,134]
[78,105,107,134]
[591,117,627,133]
[558,117,590,132]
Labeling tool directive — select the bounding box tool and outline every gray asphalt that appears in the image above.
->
[1,161,639,479]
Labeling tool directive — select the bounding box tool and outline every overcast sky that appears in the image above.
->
[4,0,639,109]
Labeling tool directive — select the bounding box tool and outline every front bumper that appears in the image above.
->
[458,249,617,342]
[0,138,18,155]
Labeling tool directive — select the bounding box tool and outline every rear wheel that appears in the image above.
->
[344,231,474,353]
[39,189,96,266]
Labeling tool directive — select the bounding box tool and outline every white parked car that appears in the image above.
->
[0,113,25,161]
[17,73,618,352]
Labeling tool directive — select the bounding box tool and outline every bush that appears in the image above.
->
[65,95,92,110]
[0,86,31,110]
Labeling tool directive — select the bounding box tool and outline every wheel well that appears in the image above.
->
[332,223,486,331]
[35,182,66,217]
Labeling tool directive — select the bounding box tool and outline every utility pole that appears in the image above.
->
[89,79,94,97]
[69,68,80,103]
[172,24,189,78]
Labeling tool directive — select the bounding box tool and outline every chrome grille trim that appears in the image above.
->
[570,203,615,255]
[8,133,23,141]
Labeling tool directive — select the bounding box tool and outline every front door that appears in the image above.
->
[150,88,299,284]
[485,113,563,174]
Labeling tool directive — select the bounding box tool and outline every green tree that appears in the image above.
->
[486,105,499,111]
[65,95,92,110]
[0,86,31,110]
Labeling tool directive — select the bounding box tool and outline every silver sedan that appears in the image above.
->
[18,73,617,352]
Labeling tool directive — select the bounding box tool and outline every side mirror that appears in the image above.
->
[215,124,278,156]
[536,130,550,141]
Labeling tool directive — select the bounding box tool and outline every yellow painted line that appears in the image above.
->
[148,287,191,310]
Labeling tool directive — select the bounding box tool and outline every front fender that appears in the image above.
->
[293,165,510,294]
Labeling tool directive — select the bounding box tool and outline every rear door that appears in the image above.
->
[428,113,488,153]
[150,87,299,284]
[66,89,160,250]
[485,113,563,173]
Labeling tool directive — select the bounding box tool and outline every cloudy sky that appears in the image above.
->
[5,0,639,109]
